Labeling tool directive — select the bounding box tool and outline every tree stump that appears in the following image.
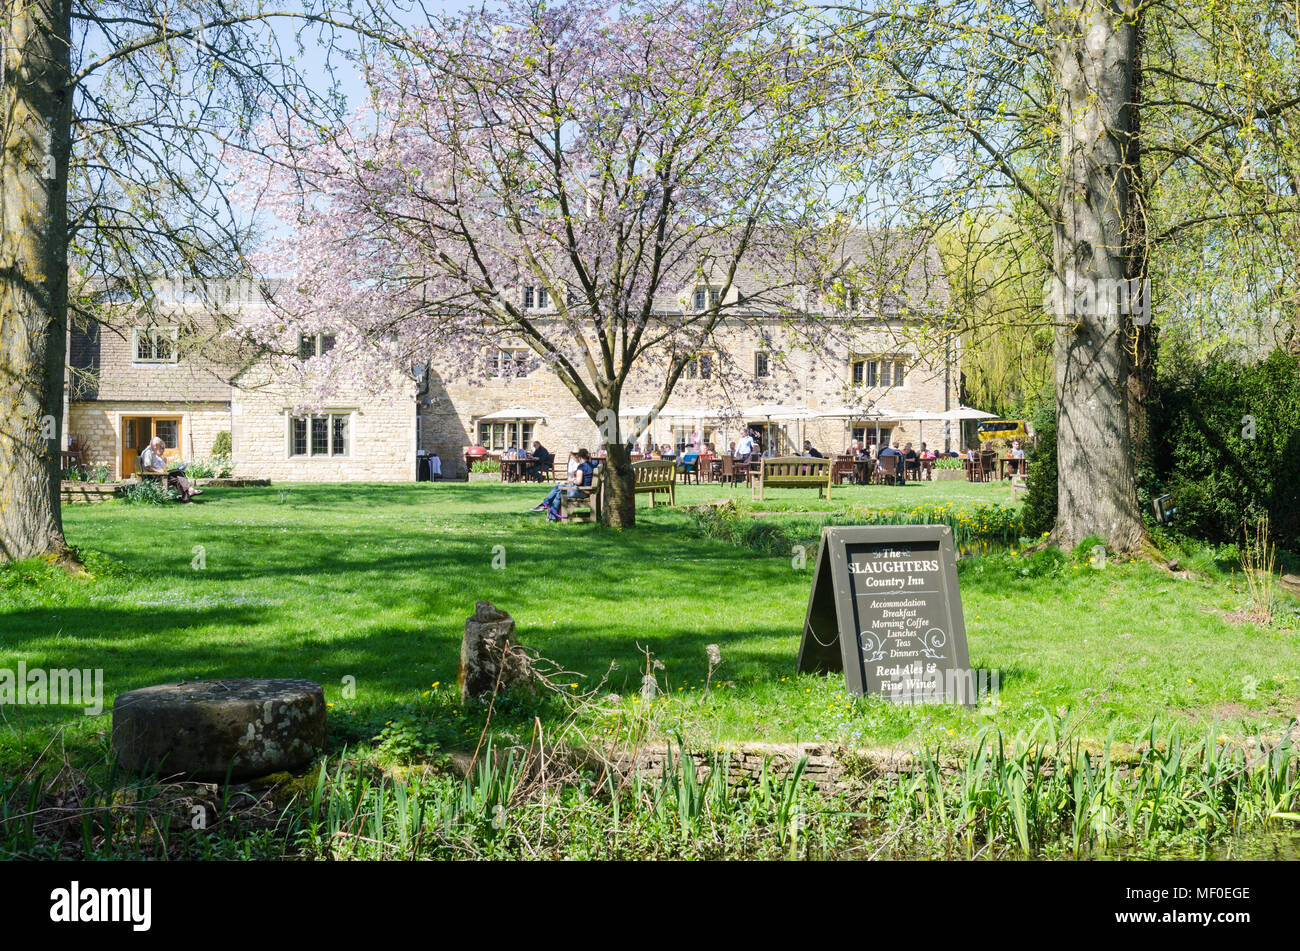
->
[112,678,326,781]
[458,601,535,704]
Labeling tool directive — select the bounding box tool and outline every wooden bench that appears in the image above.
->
[559,470,602,523]
[632,459,676,506]
[1010,471,1031,502]
[752,456,833,501]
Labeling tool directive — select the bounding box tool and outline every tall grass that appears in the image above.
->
[3,719,1296,859]
[1241,514,1277,624]
[887,719,1300,858]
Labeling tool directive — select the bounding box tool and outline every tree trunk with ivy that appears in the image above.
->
[1047,0,1148,552]
[0,0,74,564]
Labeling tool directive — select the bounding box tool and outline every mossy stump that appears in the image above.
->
[112,678,325,781]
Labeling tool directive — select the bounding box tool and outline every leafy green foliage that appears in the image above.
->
[1151,349,1300,548]
[691,499,1024,555]
[119,479,175,505]
[1021,398,1057,538]
[211,431,233,457]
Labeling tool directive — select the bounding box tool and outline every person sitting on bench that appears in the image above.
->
[531,448,593,517]
[140,437,201,502]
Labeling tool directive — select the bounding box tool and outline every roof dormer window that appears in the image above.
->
[693,286,720,312]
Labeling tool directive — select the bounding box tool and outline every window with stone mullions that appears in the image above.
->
[298,332,336,360]
[290,412,349,457]
[135,327,178,363]
[524,286,548,309]
[693,286,720,312]
[685,352,713,379]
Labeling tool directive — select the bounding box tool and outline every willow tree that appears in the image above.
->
[824,0,1300,551]
[1,0,405,563]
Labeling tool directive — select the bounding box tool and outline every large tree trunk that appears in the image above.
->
[1123,18,1156,476]
[600,441,636,529]
[1048,0,1147,552]
[0,0,73,563]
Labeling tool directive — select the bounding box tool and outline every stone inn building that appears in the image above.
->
[64,233,961,481]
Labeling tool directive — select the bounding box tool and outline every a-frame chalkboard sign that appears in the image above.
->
[797,525,974,704]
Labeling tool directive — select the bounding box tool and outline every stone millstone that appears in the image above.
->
[458,601,535,704]
[112,678,326,781]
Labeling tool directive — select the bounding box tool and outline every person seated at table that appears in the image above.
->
[528,441,552,480]
[802,440,824,458]
[678,445,699,477]
[919,442,936,480]
[659,443,676,459]
[1009,440,1026,474]
[902,442,920,478]
[878,441,904,485]
[727,440,738,458]
[532,448,594,516]
[139,436,201,502]
[848,439,862,458]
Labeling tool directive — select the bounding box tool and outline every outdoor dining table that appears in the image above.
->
[998,457,1029,480]
[499,457,536,483]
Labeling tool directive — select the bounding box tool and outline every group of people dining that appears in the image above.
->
[628,429,940,485]
[500,440,555,481]
[526,432,1030,515]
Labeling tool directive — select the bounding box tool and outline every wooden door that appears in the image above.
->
[121,416,183,475]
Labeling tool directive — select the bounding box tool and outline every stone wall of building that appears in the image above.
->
[421,318,964,477]
[232,368,418,482]
[68,400,232,479]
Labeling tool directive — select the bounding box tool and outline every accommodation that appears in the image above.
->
[65,232,958,480]
[65,284,417,482]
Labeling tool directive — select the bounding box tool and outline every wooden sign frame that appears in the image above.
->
[797,525,973,703]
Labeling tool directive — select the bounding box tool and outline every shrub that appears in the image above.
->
[934,457,964,469]
[1151,348,1300,550]
[183,455,233,479]
[1021,398,1057,539]
[691,500,1023,556]
[121,479,175,505]
[212,431,233,457]
[61,465,85,482]
[471,459,501,473]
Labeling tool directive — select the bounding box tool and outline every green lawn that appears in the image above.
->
[2,480,1297,773]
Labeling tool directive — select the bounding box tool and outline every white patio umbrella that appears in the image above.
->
[905,408,948,447]
[816,404,898,448]
[741,404,816,454]
[939,405,996,452]
[939,405,997,421]
[477,406,548,420]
